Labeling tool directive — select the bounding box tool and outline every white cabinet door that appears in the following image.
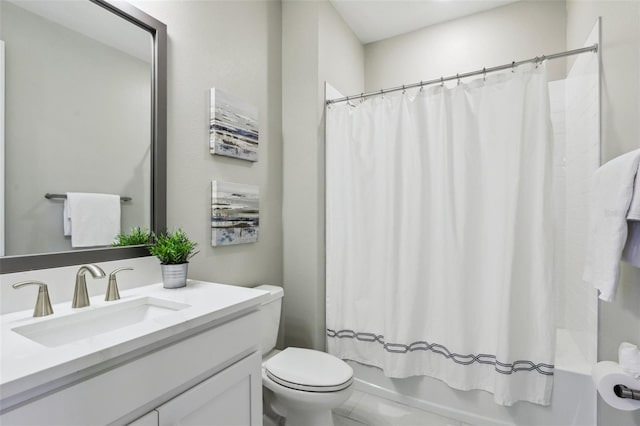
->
[128,410,159,426]
[156,351,262,426]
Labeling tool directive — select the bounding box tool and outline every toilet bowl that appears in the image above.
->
[256,285,354,426]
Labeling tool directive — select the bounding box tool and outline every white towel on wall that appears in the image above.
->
[583,149,640,301]
[627,169,640,221]
[622,163,640,267]
[622,223,640,267]
[66,192,121,248]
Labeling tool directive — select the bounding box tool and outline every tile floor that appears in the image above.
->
[332,390,466,426]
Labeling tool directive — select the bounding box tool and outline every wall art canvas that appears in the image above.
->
[209,88,259,162]
[211,180,259,246]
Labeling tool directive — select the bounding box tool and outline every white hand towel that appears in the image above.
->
[66,192,121,248]
[583,149,640,302]
[618,342,640,380]
[622,160,640,267]
[63,200,72,236]
[627,166,640,221]
[622,222,640,267]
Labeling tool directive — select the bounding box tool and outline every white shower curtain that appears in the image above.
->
[326,63,555,406]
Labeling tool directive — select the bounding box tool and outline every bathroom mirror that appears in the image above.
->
[0,0,166,273]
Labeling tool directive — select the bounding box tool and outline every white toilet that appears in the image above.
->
[256,285,354,426]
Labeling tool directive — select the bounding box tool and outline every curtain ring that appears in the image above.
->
[539,55,546,67]
[402,84,406,94]
[360,92,364,103]
[440,77,444,87]
[483,67,486,82]
[380,89,384,99]
[419,80,424,92]
[534,56,539,68]
[511,61,516,73]
[456,73,460,86]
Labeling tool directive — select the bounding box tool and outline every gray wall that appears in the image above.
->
[129,0,284,288]
[364,0,567,91]
[2,2,150,255]
[566,2,640,425]
[282,0,364,350]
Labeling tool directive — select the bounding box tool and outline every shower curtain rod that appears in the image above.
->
[325,44,598,105]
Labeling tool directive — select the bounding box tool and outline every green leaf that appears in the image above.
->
[112,227,152,247]
[149,228,199,264]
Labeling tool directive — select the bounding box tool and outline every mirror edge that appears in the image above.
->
[0,0,167,274]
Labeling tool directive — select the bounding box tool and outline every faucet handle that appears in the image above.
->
[105,267,133,301]
[12,281,54,317]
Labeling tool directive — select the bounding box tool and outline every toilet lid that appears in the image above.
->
[265,347,353,392]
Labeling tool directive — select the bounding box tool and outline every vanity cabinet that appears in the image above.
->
[1,309,263,426]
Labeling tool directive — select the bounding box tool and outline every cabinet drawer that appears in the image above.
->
[1,311,259,426]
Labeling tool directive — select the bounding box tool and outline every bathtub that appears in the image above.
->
[346,328,596,426]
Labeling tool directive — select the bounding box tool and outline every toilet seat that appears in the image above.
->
[264,347,353,393]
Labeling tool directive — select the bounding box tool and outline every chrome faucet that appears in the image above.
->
[72,264,106,308]
[12,281,54,317]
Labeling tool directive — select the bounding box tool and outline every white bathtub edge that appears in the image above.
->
[353,378,515,426]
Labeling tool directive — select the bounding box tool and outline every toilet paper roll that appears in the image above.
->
[592,361,640,411]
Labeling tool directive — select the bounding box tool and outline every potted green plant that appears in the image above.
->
[149,229,198,289]
[112,227,151,247]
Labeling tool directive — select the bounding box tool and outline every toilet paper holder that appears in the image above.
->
[614,384,640,401]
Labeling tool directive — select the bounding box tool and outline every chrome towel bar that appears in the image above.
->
[45,193,132,202]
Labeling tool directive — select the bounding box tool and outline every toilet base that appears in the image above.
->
[266,394,336,426]
[262,413,284,426]
[282,407,334,426]
[263,371,352,426]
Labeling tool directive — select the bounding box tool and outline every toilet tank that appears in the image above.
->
[254,285,283,355]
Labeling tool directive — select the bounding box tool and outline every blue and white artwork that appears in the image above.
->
[211,181,259,246]
[210,88,259,162]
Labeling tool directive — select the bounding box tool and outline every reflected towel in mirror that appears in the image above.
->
[65,192,121,248]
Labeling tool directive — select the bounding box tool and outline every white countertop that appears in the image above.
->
[0,280,269,405]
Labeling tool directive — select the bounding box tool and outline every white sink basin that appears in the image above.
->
[12,297,191,347]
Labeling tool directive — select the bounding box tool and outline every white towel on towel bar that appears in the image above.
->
[627,167,640,221]
[66,192,121,248]
[63,200,72,236]
[583,149,640,301]
[622,223,640,267]
[622,162,640,267]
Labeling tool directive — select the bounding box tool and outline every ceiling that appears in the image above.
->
[329,0,520,44]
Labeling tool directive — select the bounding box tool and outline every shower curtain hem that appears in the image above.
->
[335,353,553,407]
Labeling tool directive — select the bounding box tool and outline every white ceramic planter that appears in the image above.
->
[161,263,188,289]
